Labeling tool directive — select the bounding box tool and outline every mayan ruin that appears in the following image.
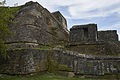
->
[0,1,120,79]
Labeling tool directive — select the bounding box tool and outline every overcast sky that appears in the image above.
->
[3,0,120,39]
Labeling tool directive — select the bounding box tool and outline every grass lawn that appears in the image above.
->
[0,73,100,80]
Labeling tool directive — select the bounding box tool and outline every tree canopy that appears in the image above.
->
[0,0,19,58]
[0,0,6,6]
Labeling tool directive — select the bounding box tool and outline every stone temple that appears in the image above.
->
[0,1,120,77]
[70,24,98,42]
[98,30,118,41]
[52,11,67,30]
[70,24,119,43]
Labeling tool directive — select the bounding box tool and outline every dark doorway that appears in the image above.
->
[83,28,88,41]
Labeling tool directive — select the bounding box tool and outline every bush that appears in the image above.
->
[0,1,19,58]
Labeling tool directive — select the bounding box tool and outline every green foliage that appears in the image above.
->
[0,74,92,80]
[47,53,59,73]
[0,3,19,58]
[0,0,6,6]
[1,73,120,80]
[11,45,53,51]
[39,46,53,50]
[58,64,74,72]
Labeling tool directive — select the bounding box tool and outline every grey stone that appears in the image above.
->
[67,72,75,78]
[98,30,118,41]
[0,49,48,74]
[7,1,69,48]
[52,11,67,30]
[1,49,120,75]
[1,1,120,77]
[70,24,97,43]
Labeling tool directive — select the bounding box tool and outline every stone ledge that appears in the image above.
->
[70,24,97,30]
[68,41,105,46]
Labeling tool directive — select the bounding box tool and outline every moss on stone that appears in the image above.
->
[66,44,119,56]
[87,63,93,67]
[58,64,74,72]
[35,59,48,71]
[47,53,59,73]
[11,45,53,51]
[39,46,53,50]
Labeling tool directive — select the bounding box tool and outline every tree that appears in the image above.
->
[0,0,10,58]
[0,0,6,6]
[0,0,18,58]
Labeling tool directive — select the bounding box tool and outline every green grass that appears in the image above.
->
[39,46,53,50]
[0,74,99,80]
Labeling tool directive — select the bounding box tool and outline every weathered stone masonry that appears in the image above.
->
[52,11,67,30]
[98,30,118,41]
[7,1,69,47]
[0,1,120,76]
[70,24,119,42]
[0,49,120,75]
[70,24,98,42]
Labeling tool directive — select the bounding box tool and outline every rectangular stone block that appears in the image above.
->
[70,24,97,42]
[98,30,118,41]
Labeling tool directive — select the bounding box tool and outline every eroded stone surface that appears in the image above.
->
[7,1,69,48]
[98,30,118,41]
[0,49,120,75]
[70,24,97,42]
[52,11,67,30]
[1,1,120,77]
[67,41,120,55]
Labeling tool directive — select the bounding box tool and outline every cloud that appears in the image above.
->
[98,22,120,38]
[97,22,120,40]
[6,0,37,6]
[109,23,120,29]
[6,0,120,19]
[98,24,120,31]
[38,0,120,19]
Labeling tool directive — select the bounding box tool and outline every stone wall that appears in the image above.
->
[0,49,120,75]
[1,1,120,77]
[98,30,118,41]
[52,11,67,30]
[7,1,69,48]
[74,57,120,75]
[0,49,48,74]
[67,41,120,55]
[70,24,97,42]
[53,50,120,75]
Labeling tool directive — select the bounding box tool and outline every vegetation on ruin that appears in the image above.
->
[66,43,120,56]
[11,45,53,51]
[39,45,53,50]
[47,53,59,73]
[0,0,19,58]
[1,73,120,80]
[58,64,74,72]
[11,45,67,51]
